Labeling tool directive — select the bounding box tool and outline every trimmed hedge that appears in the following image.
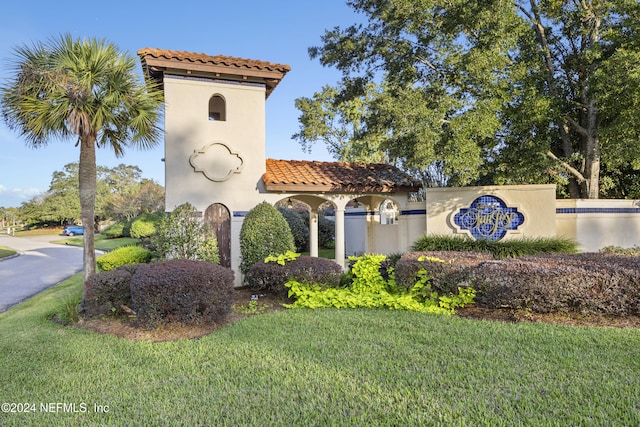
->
[246,256,342,295]
[395,251,493,294]
[411,234,578,258]
[472,253,640,315]
[130,259,234,327]
[84,265,140,316]
[96,245,153,271]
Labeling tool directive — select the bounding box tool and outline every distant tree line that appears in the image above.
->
[18,163,163,227]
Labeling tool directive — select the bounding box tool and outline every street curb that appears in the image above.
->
[0,252,22,262]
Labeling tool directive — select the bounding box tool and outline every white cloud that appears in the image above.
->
[0,184,42,207]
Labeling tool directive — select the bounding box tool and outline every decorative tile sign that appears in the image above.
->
[453,195,524,241]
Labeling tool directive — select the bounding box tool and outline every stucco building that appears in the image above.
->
[138,48,422,284]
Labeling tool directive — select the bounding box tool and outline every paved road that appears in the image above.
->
[0,235,85,313]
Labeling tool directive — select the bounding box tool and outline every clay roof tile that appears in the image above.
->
[138,48,290,98]
[263,159,422,193]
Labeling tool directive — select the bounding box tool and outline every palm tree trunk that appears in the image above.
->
[79,136,97,311]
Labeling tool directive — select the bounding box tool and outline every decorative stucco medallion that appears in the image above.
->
[189,142,243,182]
[453,195,524,241]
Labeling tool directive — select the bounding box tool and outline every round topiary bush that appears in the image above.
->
[130,259,234,327]
[240,202,295,275]
[96,245,153,271]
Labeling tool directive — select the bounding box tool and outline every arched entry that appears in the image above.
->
[204,203,231,267]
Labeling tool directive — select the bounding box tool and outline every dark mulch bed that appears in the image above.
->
[77,287,640,342]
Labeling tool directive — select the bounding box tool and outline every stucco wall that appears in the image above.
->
[345,201,427,255]
[556,199,640,251]
[163,75,288,284]
[163,75,269,214]
[425,184,557,240]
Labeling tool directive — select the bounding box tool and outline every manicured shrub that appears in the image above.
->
[96,245,153,271]
[395,251,493,294]
[318,215,335,248]
[101,219,131,238]
[83,265,139,316]
[246,255,342,295]
[472,253,640,315]
[411,234,578,258]
[130,259,234,327]
[153,203,219,264]
[349,254,391,294]
[600,245,640,256]
[278,207,309,252]
[129,212,163,239]
[285,254,476,314]
[378,252,404,282]
[240,202,295,275]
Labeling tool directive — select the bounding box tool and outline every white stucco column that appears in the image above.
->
[335,207,345,269]
[309,209,318,257]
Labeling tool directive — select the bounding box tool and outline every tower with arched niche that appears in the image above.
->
[139,48,425,285]
[138,48,291,273]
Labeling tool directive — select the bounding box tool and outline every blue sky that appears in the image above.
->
[0,0,360,207]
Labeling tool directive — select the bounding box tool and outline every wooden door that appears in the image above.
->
[204,203,231,267]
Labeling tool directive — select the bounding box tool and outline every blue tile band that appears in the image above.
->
[557,208,640,214]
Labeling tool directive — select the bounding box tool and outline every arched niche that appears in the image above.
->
[208,94,226,121]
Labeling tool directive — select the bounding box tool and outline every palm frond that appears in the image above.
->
[1,33,163,154]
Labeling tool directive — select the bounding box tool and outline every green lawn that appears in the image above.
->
[302,247,335,259]
[0,276,638,426]
[0,246,17,259]
[51,235,140,251]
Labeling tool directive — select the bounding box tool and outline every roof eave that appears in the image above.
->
[263,182,420,194]
[142,56,288,81]
[138,51,290,98]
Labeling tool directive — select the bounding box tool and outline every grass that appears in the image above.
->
[0,276,638,426]
[51,235,140,251]
[0,246,17,259]
[301,247,335,259]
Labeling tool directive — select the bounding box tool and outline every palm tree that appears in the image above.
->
[1,34,163,310]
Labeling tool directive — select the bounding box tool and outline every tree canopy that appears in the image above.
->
[294,0,640,198]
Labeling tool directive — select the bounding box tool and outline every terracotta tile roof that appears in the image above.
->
[138,48,290,98]
[263,159,423,193]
